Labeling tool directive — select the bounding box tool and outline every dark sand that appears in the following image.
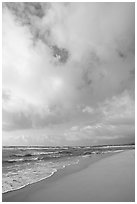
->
[3,150,135,202]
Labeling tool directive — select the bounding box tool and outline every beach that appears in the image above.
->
[3,149,135,202]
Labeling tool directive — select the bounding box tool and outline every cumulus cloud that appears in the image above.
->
[100,90,135,125]
[64,90,134,144]
[2,3,135,145]
[82,106,94,114]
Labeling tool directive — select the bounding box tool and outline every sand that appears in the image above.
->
[3,150,135,202]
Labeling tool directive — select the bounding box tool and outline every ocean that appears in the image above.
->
[2,144,135,193]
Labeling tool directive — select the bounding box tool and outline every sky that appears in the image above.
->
[2,2,135,146]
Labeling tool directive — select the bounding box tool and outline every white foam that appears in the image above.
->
[2,158,80,194]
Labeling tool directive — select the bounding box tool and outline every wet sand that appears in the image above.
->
[3,150,135,202]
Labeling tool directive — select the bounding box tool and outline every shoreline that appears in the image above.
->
[3,150,135,202]
[2,150,125,194]
[2,152,113,201]
[2,168,57,194]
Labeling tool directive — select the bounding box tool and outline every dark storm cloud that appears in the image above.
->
[3,2,71,65]
[52,45,69,64]
[3,2,50,45]
[3,2,48,22]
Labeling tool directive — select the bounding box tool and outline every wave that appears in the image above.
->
[3,154,63,164]
[3,157,40,164]
[12,153,32,157]
[2,158,79,194]
[2,169,57,194]
[3,147,65,150]
[33,151,59,155]
[101,150,124,154]
[12,151,60,158]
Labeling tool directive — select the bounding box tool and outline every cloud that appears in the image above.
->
[70,126,79,131]
[2,3,135,145]
[80,91,134,141]
[82,106,94,114]
[63,90,134,143]
[2,89,73,130]
[99,90,135,125]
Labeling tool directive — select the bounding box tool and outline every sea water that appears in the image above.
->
[2,144,134,193]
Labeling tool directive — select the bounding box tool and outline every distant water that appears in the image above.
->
[2,144,134,193]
